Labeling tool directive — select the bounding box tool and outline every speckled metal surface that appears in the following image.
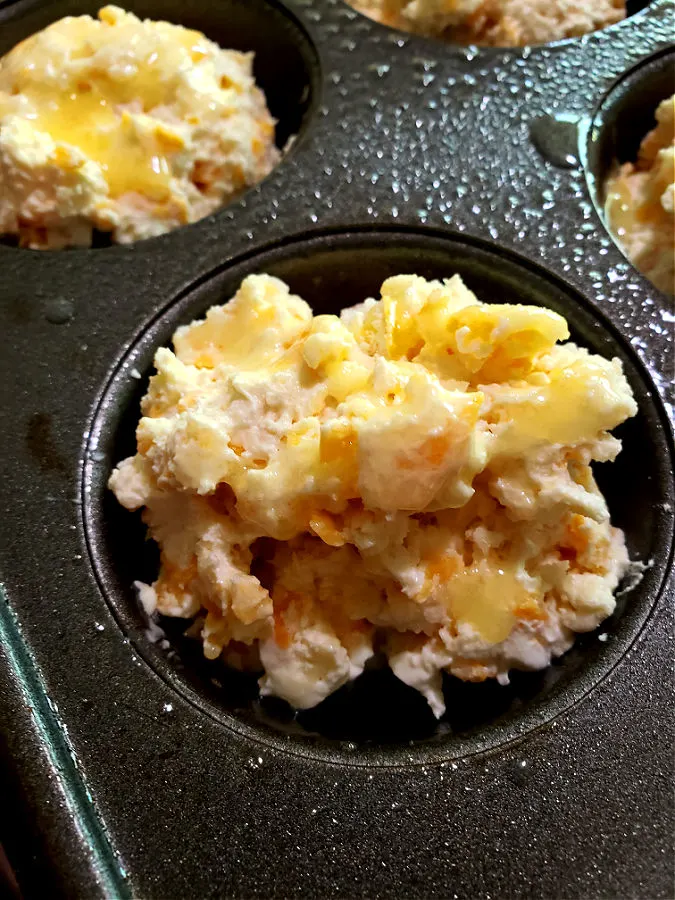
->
[0,0,673,897]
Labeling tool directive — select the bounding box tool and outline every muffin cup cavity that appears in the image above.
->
[342,0,656,50]
[0,0,320,250]
[84,227,674,765]
[584,48,675,290]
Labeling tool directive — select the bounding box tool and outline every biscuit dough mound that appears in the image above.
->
[110,273,637,716]
[351,0,625,46]
[0,6,279,248]
[605,95,675,296]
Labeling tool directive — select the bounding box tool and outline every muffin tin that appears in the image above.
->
[0,0,673,896]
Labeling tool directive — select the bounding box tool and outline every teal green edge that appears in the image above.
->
[0,586,131,899]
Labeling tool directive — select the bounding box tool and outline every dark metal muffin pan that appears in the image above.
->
[0,0,673,897]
